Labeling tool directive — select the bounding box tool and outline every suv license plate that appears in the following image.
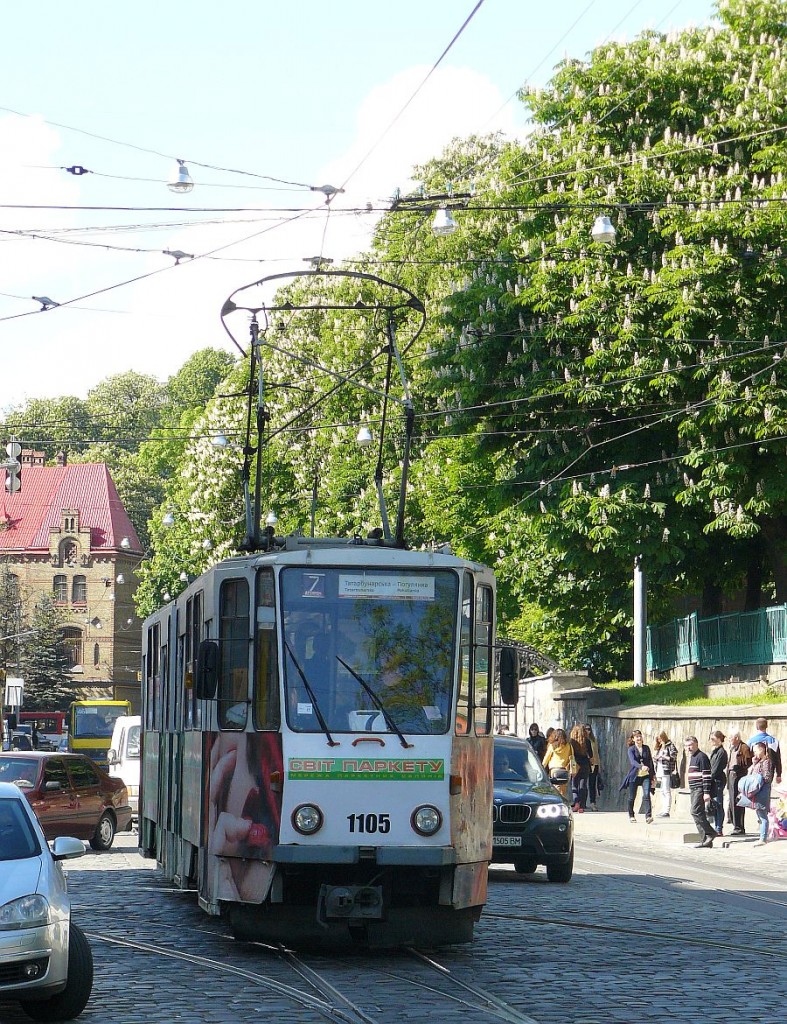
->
[493,836,522,847]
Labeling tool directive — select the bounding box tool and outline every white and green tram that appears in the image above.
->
[140,536,507,947]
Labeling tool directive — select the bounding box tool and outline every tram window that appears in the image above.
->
[177,632,188,730]
[145,623,160,731]
[473,584,493,736]
[218,578,250,730]
[281,568,456,736]
[253,569,280,730]
[455,573,473,735]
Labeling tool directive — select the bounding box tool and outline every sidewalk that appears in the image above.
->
[572,791,787,881]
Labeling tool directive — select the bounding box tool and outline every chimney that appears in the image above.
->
[56,451,67,466]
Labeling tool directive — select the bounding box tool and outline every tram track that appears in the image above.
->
[482,910,787,963]
[90,932,369,1024]
[88,929,540,1024]
[574,844,787,913]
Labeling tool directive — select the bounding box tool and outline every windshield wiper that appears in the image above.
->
[284,641,338,747]
[336,656,413,749]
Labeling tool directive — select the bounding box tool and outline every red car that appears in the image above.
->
[0,752,133,850]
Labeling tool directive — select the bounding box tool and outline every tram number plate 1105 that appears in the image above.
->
[347,813,391,834]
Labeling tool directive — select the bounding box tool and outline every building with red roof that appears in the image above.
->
[1,452,143,705]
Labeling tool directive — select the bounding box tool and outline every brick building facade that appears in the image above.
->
[1,452,143,707]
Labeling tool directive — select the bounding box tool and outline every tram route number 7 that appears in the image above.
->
[347,813,391,834]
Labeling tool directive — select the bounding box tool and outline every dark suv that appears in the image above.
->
[491,736,574,883]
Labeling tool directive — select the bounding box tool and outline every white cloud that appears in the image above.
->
[0,66,524,409]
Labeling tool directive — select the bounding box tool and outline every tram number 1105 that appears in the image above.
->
[347,812,391,834]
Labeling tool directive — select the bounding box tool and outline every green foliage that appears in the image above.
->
[18,596,73,710]
[0,570,73,709]
[596,675,787,707]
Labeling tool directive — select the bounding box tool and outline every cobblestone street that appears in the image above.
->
[2,828,785,1024]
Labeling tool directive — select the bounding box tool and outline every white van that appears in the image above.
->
[107,715,141,818]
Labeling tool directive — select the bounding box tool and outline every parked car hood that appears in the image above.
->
[494,780,563,800]
[0,857,43,904]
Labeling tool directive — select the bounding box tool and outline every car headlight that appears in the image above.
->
[411,805,442,836]
[536,803,570,819]
[292,803,323,835]
[0,895,50,931]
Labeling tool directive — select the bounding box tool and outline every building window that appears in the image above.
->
[62,627,83,668]
[60,540,78,566]
[53,575,68,603]
[93,643,100,667]
[72,575,87,604]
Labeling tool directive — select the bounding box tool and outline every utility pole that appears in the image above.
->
[633,555,647,686]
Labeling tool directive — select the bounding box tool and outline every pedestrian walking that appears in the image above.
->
[569,724,591,812]
[527,723,547,760]
[584,724,602,810]
[685,735,716,848]
[748,740,775,847]
[708,730,728,835]
[542,728,574,799]
[726,730,752,835]
[653,730,678,818]
[620,729,655,824]
[747,717,782,784]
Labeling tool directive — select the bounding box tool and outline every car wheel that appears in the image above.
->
[513,857,538,875]
[20,922,94,1022]
[89,811,116,851]
[546,845,574,884]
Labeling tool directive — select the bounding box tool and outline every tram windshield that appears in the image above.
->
[280,567,458,735]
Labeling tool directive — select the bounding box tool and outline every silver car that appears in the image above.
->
[0,781,93,1021]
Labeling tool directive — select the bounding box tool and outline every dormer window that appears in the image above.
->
[62,509,79,534]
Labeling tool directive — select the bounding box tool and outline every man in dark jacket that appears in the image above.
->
[727,731,752,835]
[685,736,717,848]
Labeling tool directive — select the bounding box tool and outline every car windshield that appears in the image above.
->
[0,757,39,788]
[494,743,548,784]
[73,706,126,739]
[0,797,41,860]
[280,567,458,735]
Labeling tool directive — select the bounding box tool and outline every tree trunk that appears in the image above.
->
[743,536,764,611]
[761,514,787,605]
[701,579,723,617]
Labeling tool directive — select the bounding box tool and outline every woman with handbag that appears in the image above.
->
[569,724,592,812]
[654,730,678,818]
[748,741,775,847]
[619,729,655,823]
[542,728,574,799]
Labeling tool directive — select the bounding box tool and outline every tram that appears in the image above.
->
[139,270,513,947]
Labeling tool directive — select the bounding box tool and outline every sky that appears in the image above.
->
[0,0,718,414]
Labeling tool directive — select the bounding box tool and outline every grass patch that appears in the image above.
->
[596,678,785,707]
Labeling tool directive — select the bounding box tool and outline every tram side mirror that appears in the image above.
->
[499,647,519,707]
[196,640,220,700]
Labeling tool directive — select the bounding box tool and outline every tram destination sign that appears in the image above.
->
[288,757,444,781]
[338,574,435,601]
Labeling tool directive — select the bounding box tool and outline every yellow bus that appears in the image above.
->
[68,699,133,767]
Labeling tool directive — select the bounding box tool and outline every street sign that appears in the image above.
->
[5,441,21,459]
[4,677,24,706]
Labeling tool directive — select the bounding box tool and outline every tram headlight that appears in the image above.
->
[411,804,442,836]
[292,803,324,835]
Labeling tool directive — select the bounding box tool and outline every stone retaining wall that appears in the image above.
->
[509,673,786,811]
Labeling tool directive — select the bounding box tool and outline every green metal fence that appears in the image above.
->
[647,604,787,672]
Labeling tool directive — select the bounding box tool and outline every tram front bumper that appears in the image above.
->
[272,844,456,866]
